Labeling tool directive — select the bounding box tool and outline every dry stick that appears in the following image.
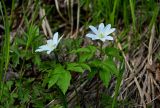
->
[152,77,160,91]
[147,24,155,107]
[147,24,155,65]
[54,0,68,22]
[70,0,74,36]
[148,71,151,101]
[134,77,146,107]
[124,57,147,85]
[143,74,151,103]
[39,7,53,37]
[151,73,155,107]
[121,63,147,98]
[116,39,146,108]
[39,8,47,37]
[143,74,160,106]
[121,79,135,96]
[75,0,80,38]
[45,100,55,108]
[121,59,148,102]
[67,80,88,103]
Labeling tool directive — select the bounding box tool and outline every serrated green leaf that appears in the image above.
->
[47,64,71,94]
[79,53,94,62]
[70,45,97,62]
[103,59,119,76]
[89,60,102,68]
[79,63,91,72]
[48,73,60,88]
[67,63,84,73]
[57,70,71,94]
[99,70,111,87]
[105,47,122,60]
[48,65,64,88]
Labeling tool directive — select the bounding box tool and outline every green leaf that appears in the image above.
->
[57,70,71,94]
[105,47,122,60]
[79,53,93,62]
[6,81,13,90]
[11,53,19,67]
[99,70,111,87]
[70,45,97,62]
[11,93,18,98]
[79,63,91,72]
[88,69,97,79]
[34,55,41,66]
[48,73,60,88]
[48,64,64,88]
[67,63,91,73]
[48,65,63,88]
[70,45,96,54]
[67,63,84,73]
[103,59,119,76]
[71,47,90,53]
[15,37,26,45]
[48,64,71,94]
[89,60,102,68]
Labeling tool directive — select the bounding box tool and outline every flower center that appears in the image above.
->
[48,44,57,49]
[98,33,104,38]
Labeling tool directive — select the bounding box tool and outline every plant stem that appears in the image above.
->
[112,62,124,108]
[57,85,68,108]
[0,0,11,100]
[96,41,103,108]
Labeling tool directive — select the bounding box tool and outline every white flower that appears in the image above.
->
[86,23,115,42]
[35,32,62,54]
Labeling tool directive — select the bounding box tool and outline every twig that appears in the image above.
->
[39,7,53,37]
[54,0,68,22]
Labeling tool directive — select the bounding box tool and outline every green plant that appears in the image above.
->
[34,22,124,108]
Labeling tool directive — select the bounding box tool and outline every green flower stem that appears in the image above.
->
[54,50,60,63]
[100,41,103,59]
[112,62,124,108]
[56,85,68,108]
[96,41,103,108]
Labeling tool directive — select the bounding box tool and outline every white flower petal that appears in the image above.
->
[100,38,106,42]
[89,26,98,34]
[98,23,104,31]
[47,39,53,45]
[86,33,98,40]
[104,36,114,40]
[105,28,116,36]
[104,24,111,31]
[39,45,51,50]
[35,48,43,52]
[53,32,59,44]
[35,45,51,52]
